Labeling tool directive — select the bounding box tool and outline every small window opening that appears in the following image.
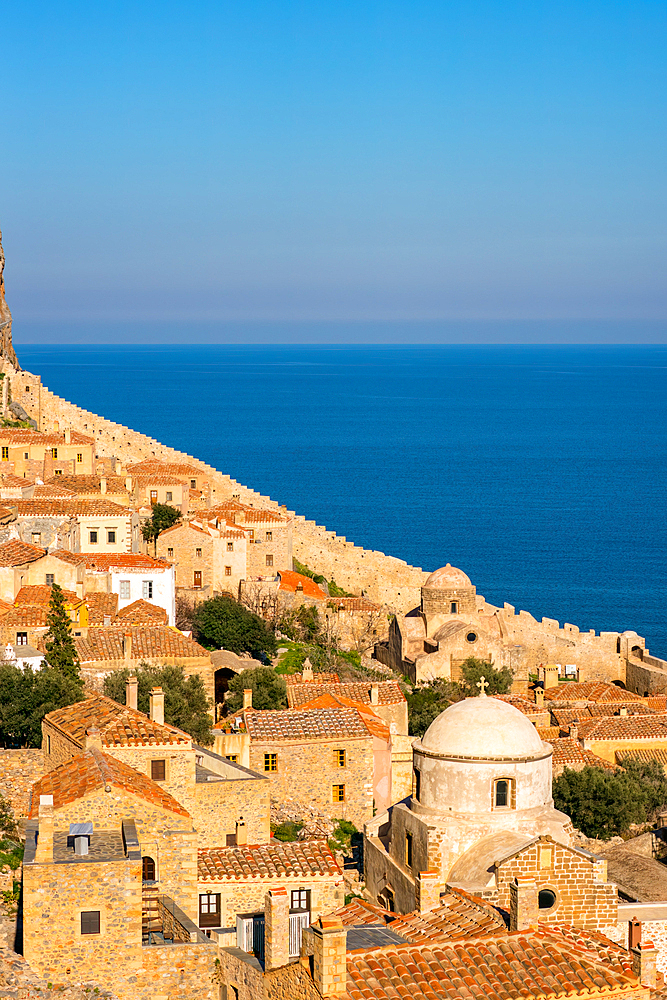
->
[142,856,156,881]
[413,768,421,802]
[80,911,100,935]
[450,601,458,613]
[151,759,166,781]
[538,888,557,910]
[405,831,413,868]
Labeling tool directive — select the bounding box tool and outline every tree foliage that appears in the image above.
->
[407,678,460,737]
[44,583,81,681]
[193,595,277,659]
[458,657,513,697]
[0,661,84,747]
[103,663,214,745]
[141,503,181,549]
[553,760,667,840]
[226,667,287,713]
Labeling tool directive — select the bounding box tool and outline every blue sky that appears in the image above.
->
[1,1,666,334]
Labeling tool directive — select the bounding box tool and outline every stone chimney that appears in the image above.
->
[100,477,107,494]
[125,476,133,493]
[619,707,628,717]
[568,722,578,742]
[83,726,102,751]
[264,888,289,970]
[122,632,132,662]
[236,816,247,846]
[302,658,313,681]
[311,914,347,996]
[632,941,658,988]
[150,687,164,725]
[534,686,544,707]
[64,428,71,444]
[509,877,538,931]
[243,688,253,710]
[126,675,138,711]
[416,870,440,914]
[370,684,379,706]
[35,795,54,863]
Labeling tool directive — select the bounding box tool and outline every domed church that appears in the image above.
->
[363,686,620,923]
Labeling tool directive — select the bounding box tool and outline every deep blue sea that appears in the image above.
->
[16,344,667,657]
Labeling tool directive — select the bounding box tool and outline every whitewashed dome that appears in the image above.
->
[424,564,472,589]
[420,696,546,760]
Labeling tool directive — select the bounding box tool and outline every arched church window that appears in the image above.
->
[450,602,458,614]
[494,778,515,809]
[142,856,156,882]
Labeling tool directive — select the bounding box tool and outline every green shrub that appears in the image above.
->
[272,821,304,842]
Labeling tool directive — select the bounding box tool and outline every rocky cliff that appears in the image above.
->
[0,229,20,369]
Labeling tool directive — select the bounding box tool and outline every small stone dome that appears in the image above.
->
[424,564,472,589]
[420,696,546,760]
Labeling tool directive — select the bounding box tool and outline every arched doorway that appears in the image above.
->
[142,856,156,882]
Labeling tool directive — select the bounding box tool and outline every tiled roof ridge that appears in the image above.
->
[197,839,341,881]
[44,691,192,747]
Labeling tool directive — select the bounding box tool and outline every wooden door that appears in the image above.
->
[194,570,202,588]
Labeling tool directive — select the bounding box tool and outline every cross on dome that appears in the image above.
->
[476,675,488,697]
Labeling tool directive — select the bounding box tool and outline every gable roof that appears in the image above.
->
[287,680,406,709]
[285,671,340,685]
[44,475,128,495]
[0,429,93,445]
[244,708,376,742]
[0,606,48,628]
[44,692,191,748]
[83,552,169,572]
[83,591,119,624]
[277,570,328,600]
[126,460,208,478]
[15,499,129,518]
[336,889,506,943]
[198,840,341,881]
[115,599,168,626]
[15,585,79,606]
[48,549,87,566]
[29,748,189,818]
[292,694,391,740]
[577,714,667,741]
[544,682,643,703]
[0,540,45,567]
[73,626,209,662]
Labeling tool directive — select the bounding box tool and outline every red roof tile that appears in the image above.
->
[83,592,119,624]
[285,671,340,685]
[545,682,643,703]
[198,840,341,881]
[29,748,189,818]
[0,540,45,567]
[287,680,406,708]
[73,625,209,662]
[44,692,191,748]
[0,429,93,445]
[0,606,48,627]
[16,499,129,517]
[277,570,328,600]
[15,585,79,606]
[115,599,168,626]
[547,737,618,772]
[83,553,170,571]
[244,708,376,742]
[578,714,667,741]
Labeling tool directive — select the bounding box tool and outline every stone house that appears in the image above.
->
[15,497,140,553]
[574,713,667,764]
[23,751,218,1000]
[131,472,191,514]
[213,706,386,827]
[156,518,247,598]
[22,548,86,594]
[0,426,95,477]
[62,624,215,699]
[208,500,292,580]
[286,672,409,737]
[42,690,270,847]
[197,840,344,939]
[82,552,176,624]
[0,538,46,602]
[41,473,132,505]
[0,470,34,499]
[126,458,211,494]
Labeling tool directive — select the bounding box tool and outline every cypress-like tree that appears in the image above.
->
[44,583,82,681]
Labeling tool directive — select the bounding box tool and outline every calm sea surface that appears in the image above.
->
[16,344,667,657]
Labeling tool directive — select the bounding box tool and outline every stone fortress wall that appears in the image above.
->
[3,361,427,612]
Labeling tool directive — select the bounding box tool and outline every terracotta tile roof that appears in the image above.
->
[29,748,189,818]
[0,599,12,615]
[44,475,128,495]
[44,692,191,748]
[278,570,328,600]
[578,714,667,741]
[287,680,406,709]
[615,747,667,766]
[292,694,391,740]
[0,473,33,488]
[245,708,375,742]
[133,473,190,486]
[551,704,654,731]
[32,484,77,498]
[535,725,560,740]
[344,924,638,1000]
[336,898,394,926]
[83,553,170,571]
[83,591,119,624]
[0,429,93,445]
[326,596,381,611]
[544,682,643,703]
[493,694,549,718]
[208,501,289,524]
[159,520,211,539]
[16,499,129,517]
[0,540,45,567]
[126,460,208,478]
[0,606,48,627]
[15,585,79,606]
[386,890,507,944]
[115,599,168,625]
[547,737,618,772]
[49,549,87,566]
[74,625,209,662]
[286,671,340,685]
[198,840,341,881]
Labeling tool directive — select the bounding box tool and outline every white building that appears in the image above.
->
[83,554,176,625]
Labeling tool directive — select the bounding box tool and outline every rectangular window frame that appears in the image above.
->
[119,580,130,600]
[142,580,153,600]
[89,530,98,545]
[167,547,174,559]
[151,759,166,781]
[16,632,28,646]
[265,554,274,568]
[1,447,8,461]
[264,753,277,772]
[107,529,116,544]
[334,749,346,768]
[45,574,54,586]
[77,453,83,463]
[332,783,345,803]
[80,910,101,935]
[227,541,234,552]
[225,565,232,576]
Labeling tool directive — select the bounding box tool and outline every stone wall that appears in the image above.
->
[200,873,344,929]
[248,736,375,829]
[0,749,45,818]
[5,362,430,613]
